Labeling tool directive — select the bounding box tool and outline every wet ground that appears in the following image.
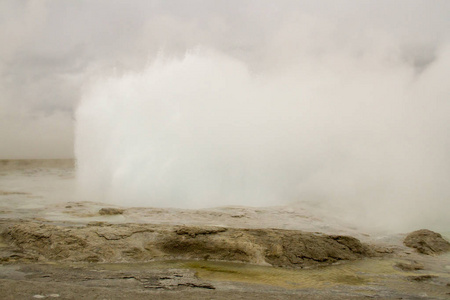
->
[1,256,450,299]
[1,160,450,299]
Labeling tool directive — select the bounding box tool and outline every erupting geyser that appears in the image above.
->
[76,47,450,231]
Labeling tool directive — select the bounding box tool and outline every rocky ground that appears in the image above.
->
[0,160,450,299]
[1,221,374,266]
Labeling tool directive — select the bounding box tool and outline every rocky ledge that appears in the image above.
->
[0,221,374,267]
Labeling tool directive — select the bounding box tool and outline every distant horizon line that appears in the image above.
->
[0,158,75,160]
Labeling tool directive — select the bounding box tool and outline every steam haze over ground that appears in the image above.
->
[2,1,450,231]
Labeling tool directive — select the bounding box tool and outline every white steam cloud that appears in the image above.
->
[76,36,450,231]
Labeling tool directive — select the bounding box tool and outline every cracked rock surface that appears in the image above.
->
[1,221,373,267]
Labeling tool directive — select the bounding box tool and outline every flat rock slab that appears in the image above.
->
[15,264,214,290]
[1,221,374,267]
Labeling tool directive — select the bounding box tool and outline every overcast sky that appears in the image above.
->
[1,0,450,158]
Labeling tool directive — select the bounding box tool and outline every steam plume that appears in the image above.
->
[76,25,450,232]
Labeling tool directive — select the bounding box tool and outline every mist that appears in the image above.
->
[76,36,450,231]
[1,1,449,232]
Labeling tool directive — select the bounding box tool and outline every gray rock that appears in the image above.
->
[99,208,125,215]
[404,229,450,255]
